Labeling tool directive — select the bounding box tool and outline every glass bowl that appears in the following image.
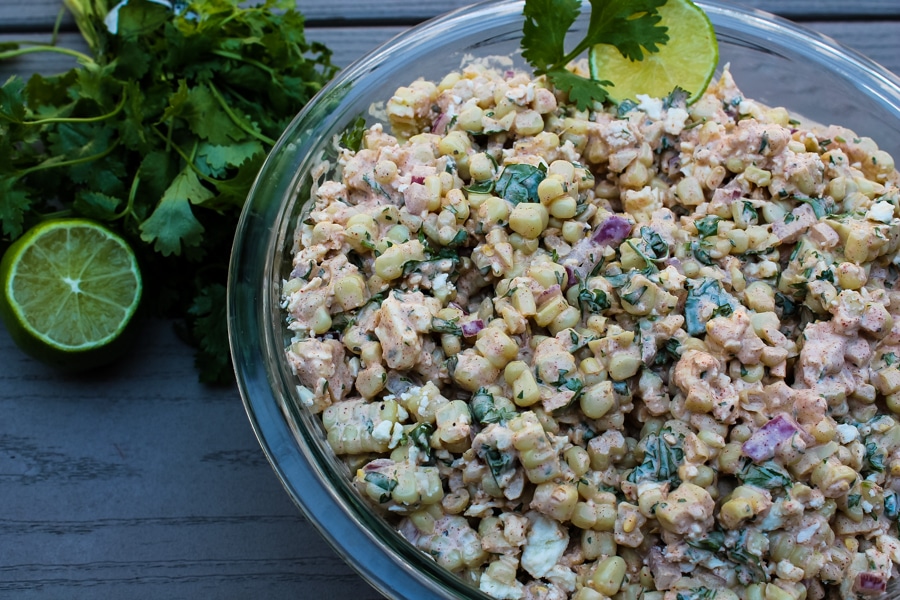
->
[227,1,900,598]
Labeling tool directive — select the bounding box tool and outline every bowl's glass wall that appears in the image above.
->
[228,2,900,598]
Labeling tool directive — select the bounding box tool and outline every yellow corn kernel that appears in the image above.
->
[514,109,545,135]
[479,195,510,226]
[457,104,484,132]
[537,177,566,204]
[334,273,368,311]
[356,364,386,399]
[512,369,541,407]
[562,220,586,244]
[475,327,519,369]
[590,556,626,596]
[438,130,471,159]
[581,381,615,419]
[373,239,425,280]
[548,195,577,219]
[344,214,378,252]
[608,353,641,381]
[468,152,494,182]
[675,176,705,206]
[535,295,569,327]
[308,306,332,335]
[744,281,775,312]
[511,287,537,316]
[744,165,772,187]
[509,203,549,239]
[504,360,529,384]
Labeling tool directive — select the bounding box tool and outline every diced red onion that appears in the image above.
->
[710,185,742,206]
[410,175,425,184]
[432,112,450,136]
[563,266,576,291]
[461,319,484,338]
[742,414,802,462]
[855,572,887,594]
[362,458,393,471]
[537,284,561,305]
[664,257,684,274]
[666,155,681,174]
[592,215,632,247]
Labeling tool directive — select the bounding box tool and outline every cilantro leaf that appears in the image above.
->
[520,0,669,110]
[139,167,209,255]
[585,0,669,62]
[522,0,581,72]
[0,176,30,238]
[186,282,232,384]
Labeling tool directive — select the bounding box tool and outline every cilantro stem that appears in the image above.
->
[206,83,277,146]
[0,44,94,65]
[112,173,141,222]
[150,126,220,186]
[211,50,277,77]
[19,141,120,176]
[8,93,126,126]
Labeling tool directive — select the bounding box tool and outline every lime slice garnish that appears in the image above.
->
[0,218,142,371]
[589,0,718,104]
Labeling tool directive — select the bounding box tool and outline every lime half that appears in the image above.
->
[589,0,718,104]
[0,218,142,371]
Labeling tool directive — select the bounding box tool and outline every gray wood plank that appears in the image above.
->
[0,319,384,600]
[4,22,900,83]
[1,0,899,32]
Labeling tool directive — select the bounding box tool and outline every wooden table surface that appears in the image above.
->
[2,1,900,599]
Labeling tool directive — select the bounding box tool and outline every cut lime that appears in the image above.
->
[589,0,718,104]
[0,218,142,372]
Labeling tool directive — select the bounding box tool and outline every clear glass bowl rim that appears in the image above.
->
[227,2,900,598]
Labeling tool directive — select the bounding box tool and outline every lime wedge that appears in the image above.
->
[0,218,142,371]
[589,0,718,104]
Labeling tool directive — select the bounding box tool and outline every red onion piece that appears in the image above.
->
[410,175,425,184]
[855,572,887,594]
[742,414,802,462]
[461,319,484,338]
[592,215,632,247]
[362,458,393,471]
[563,266,576,291]
[537,284,561,305]
[432,112,450,136]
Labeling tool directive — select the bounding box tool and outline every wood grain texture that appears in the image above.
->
[4,22,900,83]
[0,319,384,600]
[1,0,899,31]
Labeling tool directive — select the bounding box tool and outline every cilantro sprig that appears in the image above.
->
[0,0,337,382]
[521,0,669,109]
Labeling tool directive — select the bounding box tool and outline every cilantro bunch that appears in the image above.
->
[0,0,337,382]
[521,0,669,109]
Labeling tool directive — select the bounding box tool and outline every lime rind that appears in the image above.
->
[1,218,142,355]
[588,0,719,105]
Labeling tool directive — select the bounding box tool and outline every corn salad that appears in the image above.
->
[281,62,900,600]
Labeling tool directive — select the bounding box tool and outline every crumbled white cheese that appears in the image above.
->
[664,107,689,135]
[372,419,394,442]
[796,522,819,543]
[867,201,895,224]
[636,94,663,120]
[521,514,568,578]
[479,570,525,600]
[388,422,404,449]
[836,423,860,444]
